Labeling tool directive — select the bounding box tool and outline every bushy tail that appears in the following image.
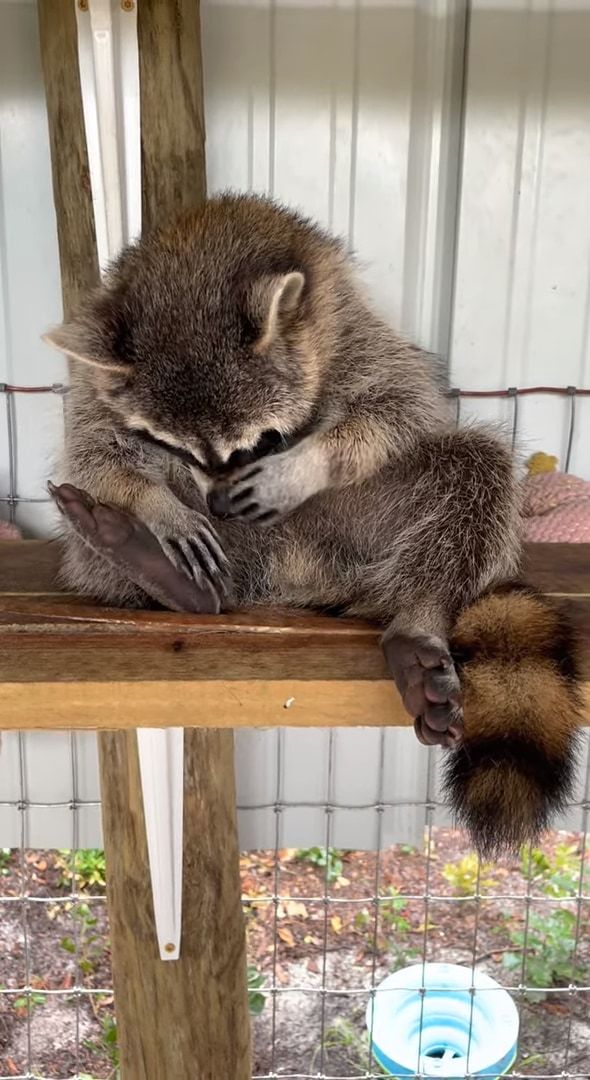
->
[445,586,584,856]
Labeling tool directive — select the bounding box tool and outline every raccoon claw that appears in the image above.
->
[48,482,225,613]
[382,631,464,748]
[207,478,280,525]
[156,524,233,598]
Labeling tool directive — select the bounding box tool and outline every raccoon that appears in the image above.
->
[44,193,583,856]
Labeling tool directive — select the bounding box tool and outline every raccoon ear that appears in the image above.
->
[250,271,305,349]
[42,322,132,373]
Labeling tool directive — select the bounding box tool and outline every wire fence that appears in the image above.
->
[1,729,589,1079]
[1,381,589,1079]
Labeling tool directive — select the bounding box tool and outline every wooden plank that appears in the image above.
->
[1,542,589,691]
[0,678,409,730]
[37,1,100,316]
[99,729,250,1078]
[2,539,589,595]
[1,600,589,683]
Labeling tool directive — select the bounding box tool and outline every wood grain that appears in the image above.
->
[99,729,250,1079]
[36,0,252,1073]
[0,678,411,730]
[37,1,100,316]
[138,0,207,233]
[1,541,589,710]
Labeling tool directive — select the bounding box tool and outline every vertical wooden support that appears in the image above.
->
[38,0,100,316]
[38,2,252,1077]
[137,0,207,231]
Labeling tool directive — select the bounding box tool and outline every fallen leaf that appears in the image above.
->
[278,927,295,947]
[331,915,343,934]
[285,900,308,918]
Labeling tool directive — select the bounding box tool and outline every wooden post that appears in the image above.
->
[137,0,207,231]
[37,3,252,1078]
[37,0,100,317]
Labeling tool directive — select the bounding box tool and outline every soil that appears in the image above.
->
[0,829,588,1079]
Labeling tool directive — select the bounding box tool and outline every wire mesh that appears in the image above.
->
[1,381,589,1079]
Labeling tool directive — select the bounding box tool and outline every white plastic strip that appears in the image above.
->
[137,728,185,961]
[74,0,184,961]
[75,0,141,269]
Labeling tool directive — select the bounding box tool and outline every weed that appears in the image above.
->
[503,909,582,998]
[84,1014,119,1078]
[247,964,267,1016]
[295,847,344,884]
[60,902,107,977]
[56,849,107,892]
[519,1053,548,1070]
[379,887,419,967]
[0,848,11,876]
[13,991,46,1013]
[442,853,497,896]
[520,842,586,898]
[312,1018,388,1075]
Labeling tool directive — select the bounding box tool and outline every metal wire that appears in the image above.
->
[1,381,589,1079]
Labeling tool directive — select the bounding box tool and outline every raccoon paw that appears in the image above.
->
[208,445,324,524]
[382,631,464,748]
[148,511,233,599]
[48,482,229,613]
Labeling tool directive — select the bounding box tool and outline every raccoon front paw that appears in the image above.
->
[208,446,324,524]
[149,511,233,599]
[382,631,464,748]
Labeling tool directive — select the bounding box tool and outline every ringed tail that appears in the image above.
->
[445,586,584,857]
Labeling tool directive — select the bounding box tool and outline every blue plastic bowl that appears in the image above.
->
[366,962,519,1078]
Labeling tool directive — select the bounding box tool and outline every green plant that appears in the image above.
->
[442,853,497,896]
[60,901,106,976]
[379,886,419,967]
[0,848,11,875]
[380,886,411,933]
[13,991,46,1012]
[503,908,582,998]
[295,846,344,884]
[57,848,107,891]
[84,1014,119,1077]
[520,842,585,898]
[247,965,267,1016]
[311,1018,389,1075]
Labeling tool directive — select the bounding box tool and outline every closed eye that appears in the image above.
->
[132,427,203,468]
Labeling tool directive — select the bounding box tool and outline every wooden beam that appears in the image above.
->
[1,540,589,730]
[37,0,252,1074]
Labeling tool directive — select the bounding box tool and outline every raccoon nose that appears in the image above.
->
[255,428,283,455]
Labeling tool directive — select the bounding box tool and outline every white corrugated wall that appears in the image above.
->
[0,0,588,849]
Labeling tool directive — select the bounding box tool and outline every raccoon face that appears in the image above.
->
[44,269,323,475]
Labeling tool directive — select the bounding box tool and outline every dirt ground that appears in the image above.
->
[0,829,588,1079]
